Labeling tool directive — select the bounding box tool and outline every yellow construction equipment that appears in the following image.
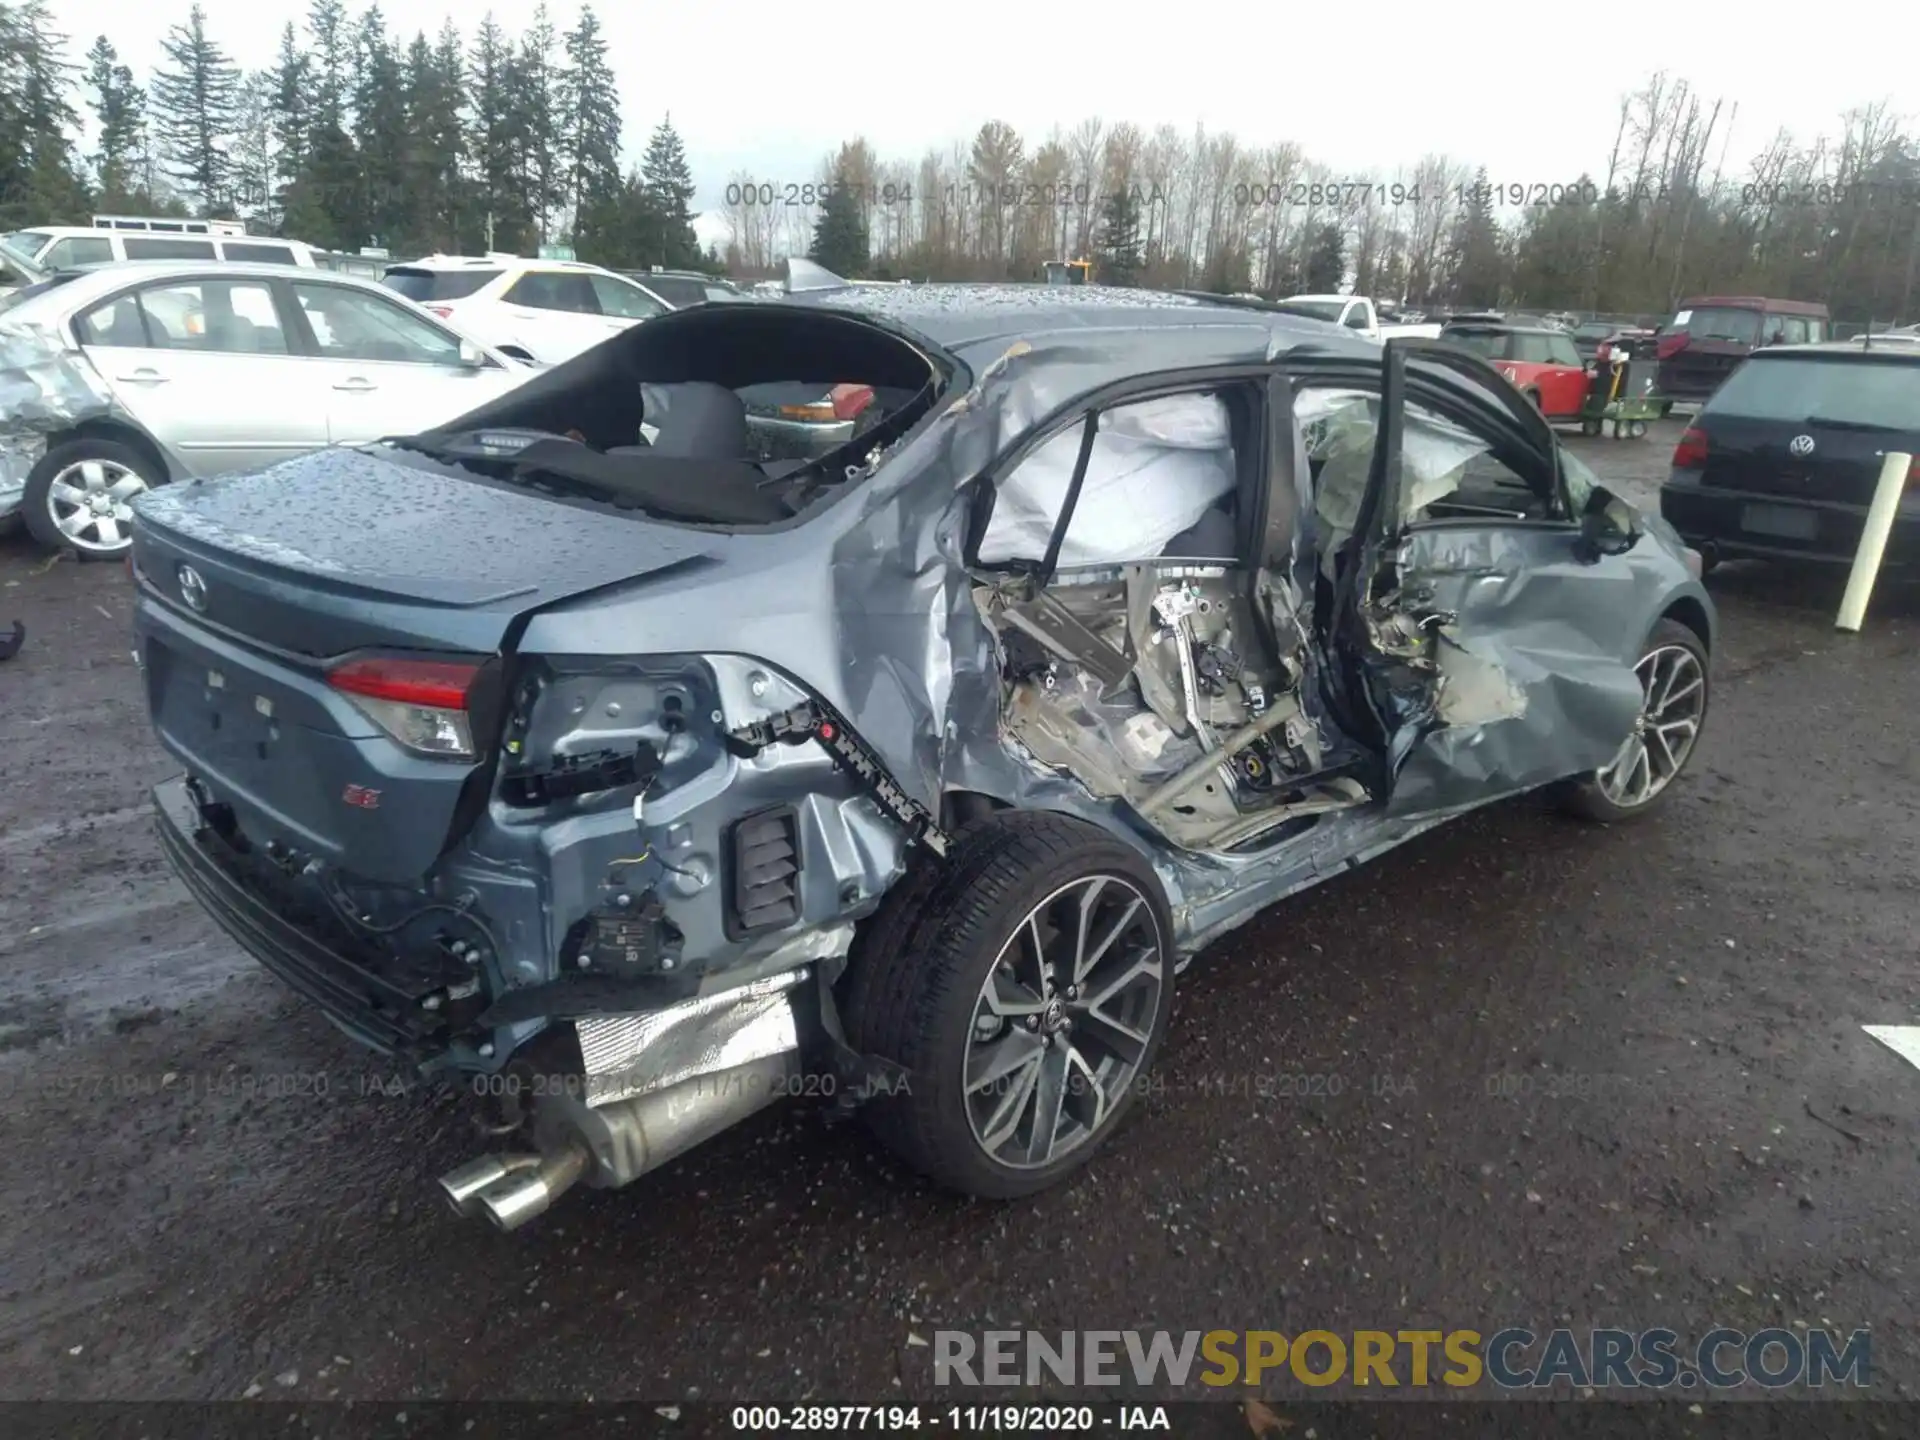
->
[1042,258,1094,286]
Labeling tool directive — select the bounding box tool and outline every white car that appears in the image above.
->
[0,260,533,558]
[380,256,677,366]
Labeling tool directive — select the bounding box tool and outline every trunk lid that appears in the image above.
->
[131,444,718,882]
[1696,353,1920,505]
[131,445,716,656]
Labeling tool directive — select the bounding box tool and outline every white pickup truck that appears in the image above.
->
[1275,294,1444,342]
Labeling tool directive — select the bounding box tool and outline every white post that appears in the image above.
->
[1836,450,1913,632]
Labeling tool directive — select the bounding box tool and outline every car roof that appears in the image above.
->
[392,254,611,274]
[788,282,1383,364]
[1749,339,1920,361]
[1443,320,1562,335]
[5,259,418,307]
[1677,295,1829,316]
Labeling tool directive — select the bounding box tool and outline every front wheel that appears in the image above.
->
[23,437,162,560]
[1554,618,1709,823]
[844,813,1175,1198]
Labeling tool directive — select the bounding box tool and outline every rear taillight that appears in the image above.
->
[425,304,454,318]
[1672,425,1709,470]
[1908,455,1920,490]
[1655,332,1689,361]
[327,656,480,759]
[829,383,874,421]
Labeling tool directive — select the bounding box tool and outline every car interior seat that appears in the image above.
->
[617,381,749,460]
[102,302,147,349]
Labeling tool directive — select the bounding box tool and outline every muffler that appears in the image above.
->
[437,1051,801,1230]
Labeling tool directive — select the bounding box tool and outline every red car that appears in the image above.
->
[1438,321,1590,419]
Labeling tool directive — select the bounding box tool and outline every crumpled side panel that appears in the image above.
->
[0,320,116,502]
[1381,525,1645,816]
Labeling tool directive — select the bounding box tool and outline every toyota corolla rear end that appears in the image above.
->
[129,446,923,1230]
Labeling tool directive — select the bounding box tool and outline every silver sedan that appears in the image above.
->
[0,260,533,558]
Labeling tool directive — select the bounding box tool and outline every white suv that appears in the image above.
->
[379,255,675,366]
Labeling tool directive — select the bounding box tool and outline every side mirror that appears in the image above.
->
[1578,485,1641,559]
[457,339,488,368]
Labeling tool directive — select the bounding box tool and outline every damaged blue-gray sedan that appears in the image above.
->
[129,267,1715,1230]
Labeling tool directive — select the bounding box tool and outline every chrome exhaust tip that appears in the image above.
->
[438,1153,542,1217]
[469,1143,591,1232]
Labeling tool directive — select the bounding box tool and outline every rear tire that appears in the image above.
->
[1554,618,1709,823]
[844,812,1175,1198]
[23,436,162,561]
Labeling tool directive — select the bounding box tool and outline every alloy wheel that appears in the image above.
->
[1597,643,1706,809]
[45,459,146,553]
[962,875,1165,1170]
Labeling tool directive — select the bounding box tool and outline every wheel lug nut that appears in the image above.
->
[1026,1016,1040,1031]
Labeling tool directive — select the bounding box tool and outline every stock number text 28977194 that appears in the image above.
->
[726,181,916,207]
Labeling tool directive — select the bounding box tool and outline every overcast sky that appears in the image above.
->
[55,0,1920,231]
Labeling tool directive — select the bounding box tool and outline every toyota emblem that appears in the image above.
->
[177,564,208,612]
[1789,434,1816,458]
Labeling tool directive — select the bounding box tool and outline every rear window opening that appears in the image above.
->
[382,267,502,302]
[1442,328,1512,361]
[394,303,950,531]
[1708,354,1920,429]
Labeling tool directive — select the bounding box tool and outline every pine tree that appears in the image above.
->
[515,2,562,243]
[149,1,240,213]
[0,6,27,213]
[469,14,531,253]
[558,5,621,231]
[1093,185,1143,285]
[305,0,349,134]
[640,114,700,267]
[230,70,276,221]
[810,182,868,277]
[86,37,147,205]
[1303,222,1344,292]
[287,0,361,247]
[400,25,466,252]
[428,22,470,248]
[1446,166,1504,308]
[352,5,405,248]
[267,23,309,222]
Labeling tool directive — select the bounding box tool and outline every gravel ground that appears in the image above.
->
[1,417,1916,1406]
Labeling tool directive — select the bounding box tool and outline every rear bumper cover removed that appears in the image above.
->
[152,776,438,1055]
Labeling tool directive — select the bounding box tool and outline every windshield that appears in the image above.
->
[1669,306,1763,345]
[1575,322,1614,339]
[0,235,50,286]
[1275,299,1345,322]
[1708,356,1920,430]
[2,230,52,259]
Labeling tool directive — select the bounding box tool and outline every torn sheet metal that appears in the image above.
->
[0,319,115,510]
[1380,524,1648,817]
[577,967,807,1106]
